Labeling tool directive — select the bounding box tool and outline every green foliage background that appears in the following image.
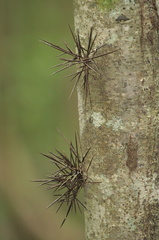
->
[0,0,84,239]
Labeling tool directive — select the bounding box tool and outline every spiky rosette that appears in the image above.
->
[40,26,118,102]
[34,133,91,226]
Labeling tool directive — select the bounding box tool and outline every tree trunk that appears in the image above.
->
[73,1,159,239]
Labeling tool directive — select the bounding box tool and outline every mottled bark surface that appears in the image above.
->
[74,0,159,239]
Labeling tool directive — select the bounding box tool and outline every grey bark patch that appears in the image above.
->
[126,136,138,172]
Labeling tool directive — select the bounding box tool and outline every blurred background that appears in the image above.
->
[0,0,85,239]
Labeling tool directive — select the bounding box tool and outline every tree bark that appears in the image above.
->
[73,0,159,239]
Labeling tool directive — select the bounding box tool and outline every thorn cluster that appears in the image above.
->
[41,26,117,101]
[35,26,117,226]
[34,133,91,226]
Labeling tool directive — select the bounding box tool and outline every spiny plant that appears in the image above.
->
[41,26,117,102]
[34,132,92,226]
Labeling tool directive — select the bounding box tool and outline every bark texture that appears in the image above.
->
[74,0,159,239]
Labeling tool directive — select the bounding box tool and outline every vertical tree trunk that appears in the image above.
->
[74,1,159,239]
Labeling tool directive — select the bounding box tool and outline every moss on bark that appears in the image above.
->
[96,0,119,10]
